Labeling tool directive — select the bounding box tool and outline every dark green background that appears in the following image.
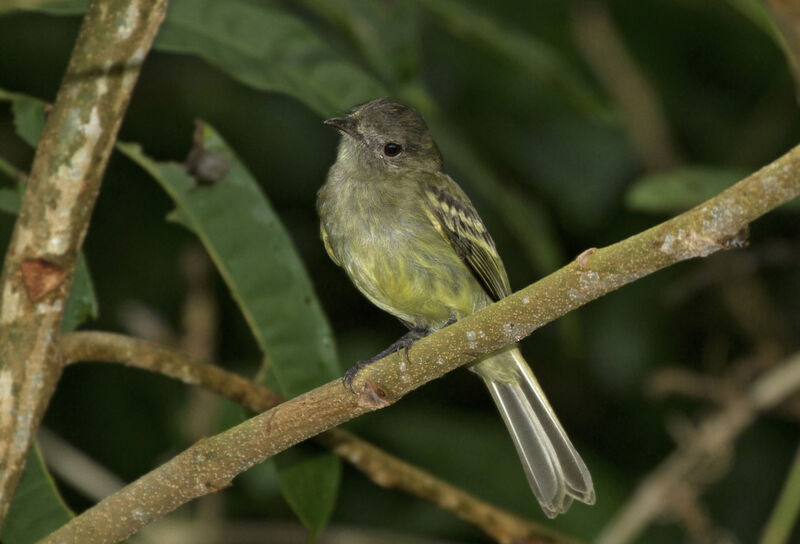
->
[1,1,798,542]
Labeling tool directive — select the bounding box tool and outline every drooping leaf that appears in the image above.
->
[154,0,387,117]
[1,445,73,544]
[274,444,341,541]
[118,125,339,396]
[118,125,341,538]
[0,89,47,147]
[61,255,99,332]
[0,187,24,214]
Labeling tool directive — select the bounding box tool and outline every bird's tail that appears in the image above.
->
[472,346,595,518]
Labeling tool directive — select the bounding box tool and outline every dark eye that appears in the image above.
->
[383,142,402,157]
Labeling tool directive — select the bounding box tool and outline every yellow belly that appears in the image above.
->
[341,222,490,329]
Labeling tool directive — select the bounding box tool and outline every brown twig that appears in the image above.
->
[648,361,800,424]
[40,144,800,543]
[0,0,167,527]
[59,331,572,544]
[572,0,680,170]
[598,351,800,544]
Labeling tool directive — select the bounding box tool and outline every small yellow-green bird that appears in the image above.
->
[317,97,594,517]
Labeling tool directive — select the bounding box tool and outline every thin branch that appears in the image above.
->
[572,0,680,170]
[598,352,800,544]
[60,331,573,544]
[648,365,800,423]
[0,0,167,527]
[41,144,800,543]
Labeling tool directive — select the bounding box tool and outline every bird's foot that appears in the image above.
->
[343,326,430,391]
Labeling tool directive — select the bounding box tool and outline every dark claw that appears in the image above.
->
[342,325,431,392]
[342,360,371,391]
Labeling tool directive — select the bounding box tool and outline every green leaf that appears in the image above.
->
[0,187,24,214]
[413,0,607,117]
[118,125,341,537]
[274,445,341,541]
[154,0,387,117]
[0,89,47,147]
[1,444,73,544]
[118,126,339,396]
[727,0,785,47]
[61,255,99,332]
[625,166,750,213]
[299,0,422,85]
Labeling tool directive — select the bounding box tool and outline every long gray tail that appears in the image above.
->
[472,347,595,518]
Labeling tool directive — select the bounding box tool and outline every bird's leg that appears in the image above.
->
[343,325,430,391]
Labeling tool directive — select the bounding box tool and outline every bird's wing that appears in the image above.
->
[319,223,341,266]
[421,173,511,301]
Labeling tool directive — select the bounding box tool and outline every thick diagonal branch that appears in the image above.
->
[0,0,168,526]
[40,144,800,543]
[59,331,577,544]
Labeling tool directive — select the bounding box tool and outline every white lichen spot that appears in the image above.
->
[502,322,525,342]
[660,233,675,254]
[478,330,486,338]
[96,77,108,97]
[435,357,445,366]
[0,369,14,452]
[568,288,580,300]
[131,45,147,64]
[35,299,63,316]
[522,296,530,304]
[13,227,34,254]
[661,228,720,260]
[578,270,600,291]
[46,106,104,254]
[131,508,148,522]
[116,2,140,40]
[398,361,407,373]
[1,283,22,325]
[762,175,778,194]
[465,331,476,341]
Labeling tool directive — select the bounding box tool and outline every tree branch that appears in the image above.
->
[597,351,800,544]
[40,144,800,543]
[59,331,577,544]
[0,0,167,527]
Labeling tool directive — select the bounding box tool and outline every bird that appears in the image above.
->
[317,97,594,517]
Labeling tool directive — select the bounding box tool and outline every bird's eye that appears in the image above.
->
[383,142,403,157]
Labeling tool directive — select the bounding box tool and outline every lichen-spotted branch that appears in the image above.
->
[60,331,578,544]
[0,0,168,527]
[38,144,800,543]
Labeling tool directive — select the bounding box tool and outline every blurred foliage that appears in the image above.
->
[0,0,799,543]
